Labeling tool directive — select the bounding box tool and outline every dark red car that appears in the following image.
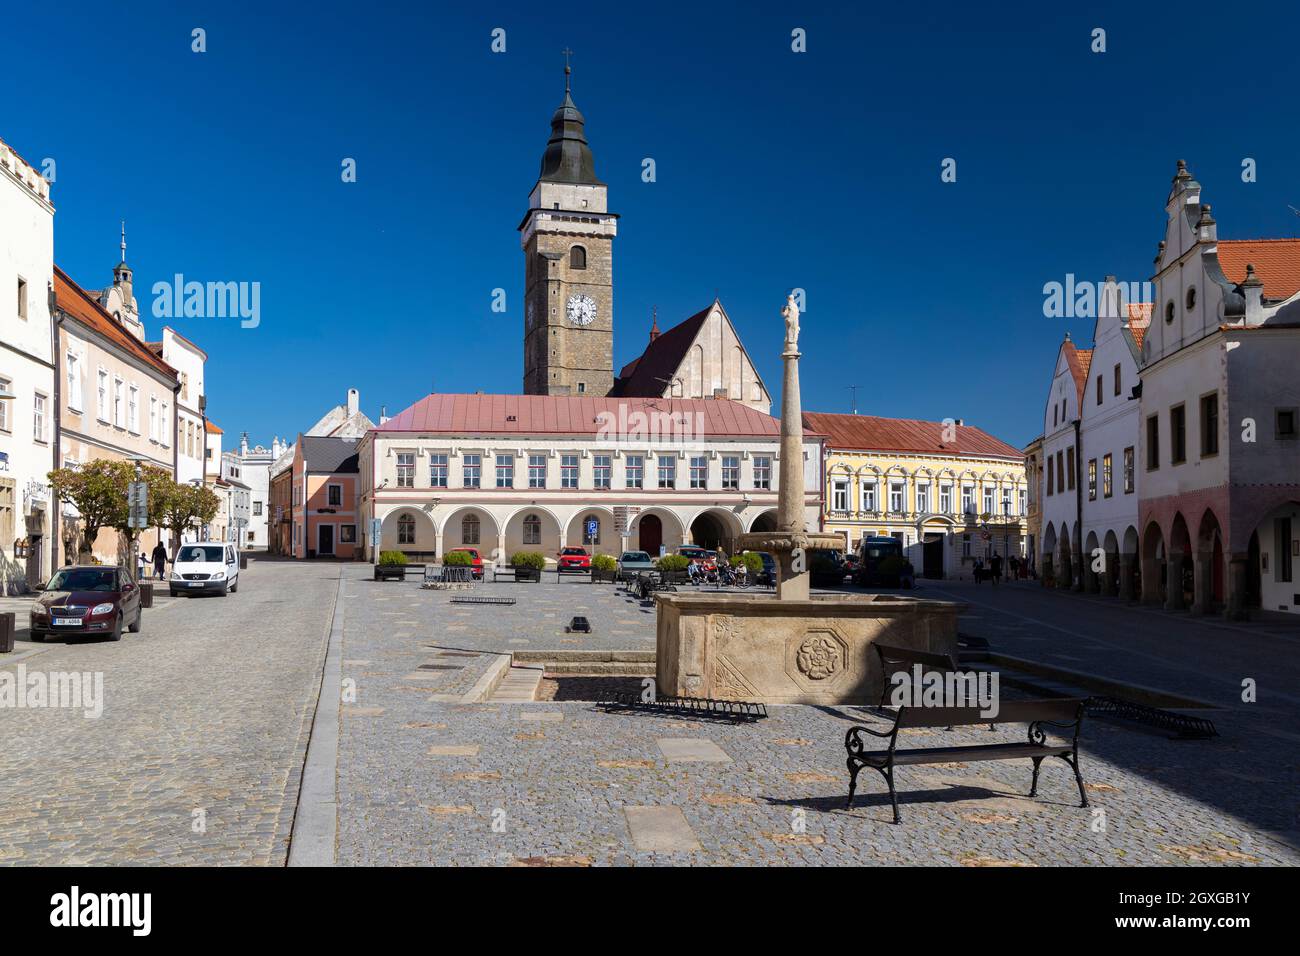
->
[557,546,591,573]
[446,547,485,580]
[29,565,142,642]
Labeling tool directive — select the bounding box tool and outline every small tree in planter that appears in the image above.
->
[591,553,618,582]
[375,550,408,581]
[655,553,689,583]
[509,551,545,581]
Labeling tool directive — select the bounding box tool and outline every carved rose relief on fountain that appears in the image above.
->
[796,633,843,680]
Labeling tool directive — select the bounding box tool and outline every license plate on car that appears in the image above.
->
[188,582,204,587]
[53,618,80,626]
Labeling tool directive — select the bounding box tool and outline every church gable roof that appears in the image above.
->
[610,300,770,404]
[802,412,1022,461]
[611,304,712,396]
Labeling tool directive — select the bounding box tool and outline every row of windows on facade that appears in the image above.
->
[1144,395,1297,471]
[293,485,347,507]
[0,375,47,441]
[391,453,773,491]
[394,512,603,547]
[58,354,192,450]
[1052,362,1129,430]
[1047,447,1137,499]
[829,478,1027,517]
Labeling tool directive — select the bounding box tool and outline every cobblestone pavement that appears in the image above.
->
[0,558,336,865]
[335,567,1300,866]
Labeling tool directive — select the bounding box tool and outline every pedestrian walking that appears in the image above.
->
[990,552,1003,586]
[152,540,169,580]
[974,557,984,585]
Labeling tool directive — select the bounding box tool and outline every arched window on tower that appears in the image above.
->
[570,245,587,270]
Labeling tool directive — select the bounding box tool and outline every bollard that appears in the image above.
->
[0,612,15,654]
[239,552,248,570]
[139,582,154,609]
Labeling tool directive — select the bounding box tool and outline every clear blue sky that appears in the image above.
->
[5,0,1298,449]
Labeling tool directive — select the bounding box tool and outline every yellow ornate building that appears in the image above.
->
[803,413,1029,580]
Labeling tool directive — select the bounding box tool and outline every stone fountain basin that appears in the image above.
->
[654,591,966,705]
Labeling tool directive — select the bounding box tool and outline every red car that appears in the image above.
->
[557,547,591,573]
[29,565,142,642]
[446,547,485,579]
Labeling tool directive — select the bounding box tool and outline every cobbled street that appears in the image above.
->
[4,561,1299,866]
[0,559,337,865]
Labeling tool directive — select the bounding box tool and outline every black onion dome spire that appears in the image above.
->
[537,61,602,185]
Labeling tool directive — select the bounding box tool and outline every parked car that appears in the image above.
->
[617,550,656,580]
[745,551,777,586]
[557,546,591,573]
[855,536,905,587]
[171,542,241,596]
[30,565,142,641]
[446,547,485,579]
[809,548,849,588]
[676,545,716,571]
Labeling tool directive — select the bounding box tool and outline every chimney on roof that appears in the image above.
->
[347,388,359,417]
[713,387,729,400]
[1242,262,1265,325]
[380,405,389,425]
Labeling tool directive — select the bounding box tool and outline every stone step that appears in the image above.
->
[488,664,545,703]
[512,649,656,664]
[540,661,656,676]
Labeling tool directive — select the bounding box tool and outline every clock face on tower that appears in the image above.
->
[566,293,597,326]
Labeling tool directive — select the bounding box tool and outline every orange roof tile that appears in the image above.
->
[801,412,1023,461]
[1218,239,1300,301]
[53,266,176,379]
[1126,303,1151,352]
[205,420,223,434]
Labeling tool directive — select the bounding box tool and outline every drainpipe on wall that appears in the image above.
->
[1074,417,1085,591]
[49,298,63,575]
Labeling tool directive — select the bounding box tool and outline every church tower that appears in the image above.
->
[521,58,617,396]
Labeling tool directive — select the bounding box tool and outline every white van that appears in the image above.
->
[169,542,240,597]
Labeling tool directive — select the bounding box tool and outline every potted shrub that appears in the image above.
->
[375,550,408,581]
[509,551,546,582]
[654,553,689,584]
[590,553,618,583]
[440,549,474,581]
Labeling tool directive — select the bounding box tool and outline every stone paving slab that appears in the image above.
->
[334,568,1300,866]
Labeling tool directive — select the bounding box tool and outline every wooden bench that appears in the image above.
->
[843,698,1089,823]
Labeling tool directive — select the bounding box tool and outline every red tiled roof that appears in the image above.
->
[205,420,223,434]
[1218,239,1300,301]
[1126,303,1151,352]
[609,304,713,396]
[801,412,1022,460]
[376,393,783,438]
[53,266,176,379]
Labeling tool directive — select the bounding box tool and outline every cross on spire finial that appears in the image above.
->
[562,47,573,91]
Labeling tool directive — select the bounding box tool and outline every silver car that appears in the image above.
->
[617,550,656,581]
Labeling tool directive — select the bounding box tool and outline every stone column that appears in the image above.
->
[496,531,506,569]
[1100,556,1117,597]
[1041,553,1053,587]
[1192,551,1214,614]
[434,531,443,562]
[1140,555,1161,604]
[1224,554,1249,620]
[1165,551,1185,610]
[1119,553,1135,601]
